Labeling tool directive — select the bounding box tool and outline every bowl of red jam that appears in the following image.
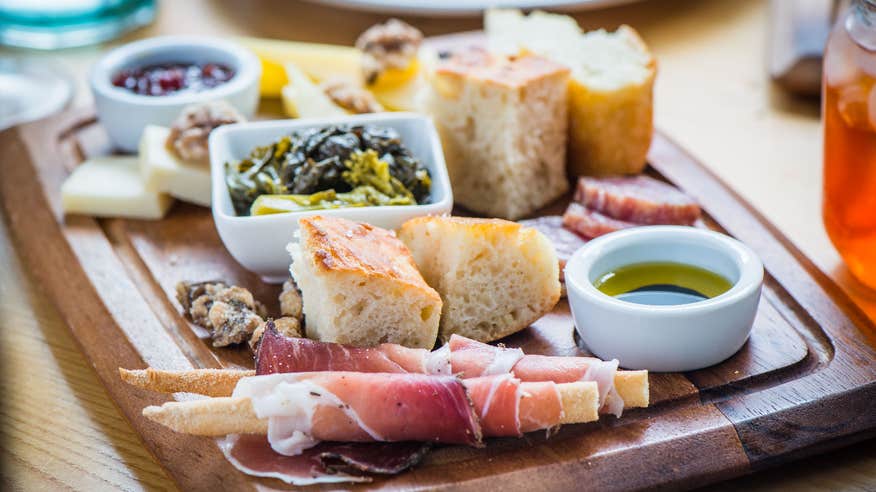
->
[111,62,236,97]
[90,36,259,151]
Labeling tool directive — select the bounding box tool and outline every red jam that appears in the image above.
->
[111,62,235,96]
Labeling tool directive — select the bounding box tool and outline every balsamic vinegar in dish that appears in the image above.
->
[593,262,733,306]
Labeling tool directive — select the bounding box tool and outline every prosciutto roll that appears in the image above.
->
[233,372,482,455]
[216,372,582,485]
[463,375,565,436]
[256,331,451,376]
[256,324,625,415]
[448,335,625,417]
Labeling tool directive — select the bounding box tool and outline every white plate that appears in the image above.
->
[304,0,642,16]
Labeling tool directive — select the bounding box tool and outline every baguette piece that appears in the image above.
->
[425,48,570,220]
[289,216,442,349]
[399,216,560,343]
[486,9,656,176]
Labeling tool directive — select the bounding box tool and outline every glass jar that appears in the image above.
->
[823,0,876,289]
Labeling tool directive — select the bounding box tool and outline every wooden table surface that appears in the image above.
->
[1,0,875,490]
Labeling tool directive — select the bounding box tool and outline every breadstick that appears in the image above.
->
[615,370,649,409]
[557,381,598,424]
[143,397,265,436]
[119,368,254,397]
[142,381,598,437]
[122,367,648,408]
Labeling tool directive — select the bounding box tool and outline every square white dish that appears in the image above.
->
[209,113,453,282]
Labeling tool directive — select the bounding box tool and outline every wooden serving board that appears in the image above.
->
[3,106,876,490]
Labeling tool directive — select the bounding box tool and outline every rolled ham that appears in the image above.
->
[256,333,451,376]
[256,324,625,416]
[218,372,574,485]
[463,375,564,436]
[449,335,625,417]
[233,372,482,455]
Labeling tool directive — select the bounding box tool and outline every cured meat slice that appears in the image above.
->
[255,326,624,416]
[562,202,638,239]
[462,376,566,436]
[517,381,564,433]
[255,326,451,376]
[450,335,624,417]
[234,372,483,454]
[464,375,522,437]
[447,335,524,379]
[518,215,588,283]
[574,175,701,225]
[219,434,430,486]
[514,355,624,417]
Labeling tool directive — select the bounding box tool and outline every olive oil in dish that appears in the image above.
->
[593,262,732,306]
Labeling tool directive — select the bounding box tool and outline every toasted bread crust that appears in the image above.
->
[402,215,524,235]
[298,216,440,301]
[433,48,569,90]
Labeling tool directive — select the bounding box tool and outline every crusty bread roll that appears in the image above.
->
[486,9,656,176]
[398,216,560,343]
[288,216,442,348]
[424,48,570,220]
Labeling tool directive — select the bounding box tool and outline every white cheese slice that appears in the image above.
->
[139,125,212,207]
[61,156,173,220]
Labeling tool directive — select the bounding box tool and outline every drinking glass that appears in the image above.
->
[823,0,876,288]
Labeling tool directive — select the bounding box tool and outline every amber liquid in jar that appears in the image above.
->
[823,0,876,288]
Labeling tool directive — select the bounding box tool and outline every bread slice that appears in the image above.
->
[398,216,560,343]
[486,9,656,176]
[424,48,570,220]
[288,216,441,349]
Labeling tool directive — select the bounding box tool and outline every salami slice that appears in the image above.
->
[574,175,701,225]
[562,202,639,239]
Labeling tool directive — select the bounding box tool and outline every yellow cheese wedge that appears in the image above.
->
[367,51,435,112]
[237,36,363,85]
[61,156,173,220]
[281,63,347,119]
[258,56,289,98]
[369,60,421,91]
[139,125,212,207]
[368,71,425,112]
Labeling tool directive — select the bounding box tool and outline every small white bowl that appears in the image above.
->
[565,226,763,372]
[90,35,260,152]
[209,113,454,283]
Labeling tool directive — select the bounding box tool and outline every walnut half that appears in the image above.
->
[165,101,245,165]
[320,78,384,114]
[355,18,423,84]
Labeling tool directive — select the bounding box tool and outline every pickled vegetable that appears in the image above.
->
[226,126,431,216]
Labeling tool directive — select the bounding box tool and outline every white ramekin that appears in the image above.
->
[565,226,763,372]
[90,35,260,152]
[208,113,454,283]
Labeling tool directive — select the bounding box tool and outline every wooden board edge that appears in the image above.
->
[648,131,876,468]
[0,119,256,492]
